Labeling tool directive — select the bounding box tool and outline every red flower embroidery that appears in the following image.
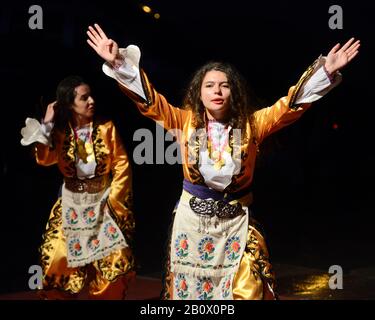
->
[108,225,116,234]
[205,242,214,253]
[92,239,99,246]
[71,211,78,220]
[88,210,95,218]
[175,234,189,258]
[225,279,231,289]
[74,242,81,251]
[180,239,188,250]
[231,241,240,253]
[203,281,212,293]
[180,280,187,291]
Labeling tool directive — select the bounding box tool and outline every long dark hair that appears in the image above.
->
[182,62,258,134]
[53,75,87,132]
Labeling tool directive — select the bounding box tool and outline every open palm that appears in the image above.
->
[325,38,360,74]
[87,24,119,64]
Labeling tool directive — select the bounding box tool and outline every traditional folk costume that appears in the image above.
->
[21,119,135,299]
[103,45,341,300]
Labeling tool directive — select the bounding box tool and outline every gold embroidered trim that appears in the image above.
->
[289,59,319,109]
[245,220,276,292]
[39,199,87,294]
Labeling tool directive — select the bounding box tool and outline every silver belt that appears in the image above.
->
[189,197,244,219]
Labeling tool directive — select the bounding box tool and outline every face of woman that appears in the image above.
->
[200,70,231,120]
[71,84,95,124]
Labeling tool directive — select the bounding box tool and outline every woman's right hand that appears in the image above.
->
[44,101,56,123]
[87,24,122,66]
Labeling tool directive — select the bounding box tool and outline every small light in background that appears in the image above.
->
[142,5,152,14]
[154,13,160,19]
[332,123,339,130]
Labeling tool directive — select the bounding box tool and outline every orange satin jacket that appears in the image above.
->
[116,59,316,194]
[34,120,134,234]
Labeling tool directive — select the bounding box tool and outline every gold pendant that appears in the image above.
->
[211,150,221,161]
[76,139,94,164]
[77,140,88,163]
[213,158,225,170]
[85,142,93,155]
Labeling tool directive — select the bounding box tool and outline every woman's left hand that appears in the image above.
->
[325,37,360,75]
[87,24,120,65]
[44,101,56,123]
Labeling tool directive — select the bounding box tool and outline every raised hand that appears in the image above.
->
[325,38,360,75]
[44,101,56,123]
[87,24,121,65]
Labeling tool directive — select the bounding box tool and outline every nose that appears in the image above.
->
[213,84,222,95]
[88,96,95,104]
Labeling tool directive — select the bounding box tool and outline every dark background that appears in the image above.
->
[0,0,374,294]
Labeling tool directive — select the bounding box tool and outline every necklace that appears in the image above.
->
[207,121,232,170]
[73,123,94,164]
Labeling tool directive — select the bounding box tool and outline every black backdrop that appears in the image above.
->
[0,0,374,294]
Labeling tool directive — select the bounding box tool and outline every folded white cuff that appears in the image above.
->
[20,118,52,146]
[295,55,342,104]
[102,45,146,100]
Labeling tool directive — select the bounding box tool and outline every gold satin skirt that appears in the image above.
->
[38,198,135,299]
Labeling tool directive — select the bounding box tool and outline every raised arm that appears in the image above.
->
[22,102,59,166]
[324,37,360,75]
[254,38,360,143]
[86,24,190,132]
[87,23,123,68]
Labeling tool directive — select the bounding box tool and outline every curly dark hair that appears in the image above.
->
[182,61,258,135]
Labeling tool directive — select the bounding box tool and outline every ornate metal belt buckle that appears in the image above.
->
[189,197,243,218]
[215,200,242,219]
[77,182,85,192]
[189,197,216,217]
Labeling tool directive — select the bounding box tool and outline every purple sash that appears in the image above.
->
[182,179,251,202]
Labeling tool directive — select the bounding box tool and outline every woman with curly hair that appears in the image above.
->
[87,23,359,300]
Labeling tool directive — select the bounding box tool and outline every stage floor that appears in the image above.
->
[1,263,374,300]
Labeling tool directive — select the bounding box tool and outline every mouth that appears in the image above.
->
[211,99,224,105]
